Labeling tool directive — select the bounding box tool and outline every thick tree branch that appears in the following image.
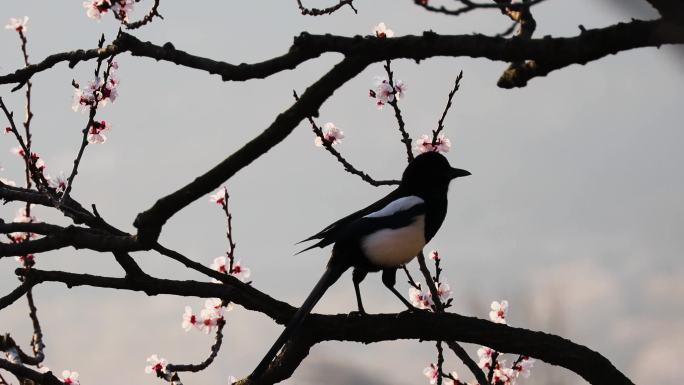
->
[133,57,370,244]
[2,20,682,91]
[11,268,633,385]
[0,225,139,257]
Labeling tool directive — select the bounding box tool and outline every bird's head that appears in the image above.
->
[400,151,470,196]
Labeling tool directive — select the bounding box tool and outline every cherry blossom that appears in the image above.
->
[477,346,494,369]
[443,371,459,385]
[111,0,134,22]
[493,367,516,385]
[314,122,344,147]
[87,120,110,144]
[198,307,223,334]
[408,286,433,310]
[209,188,227,205]
[394,80,407,100]
[489,300,508,324]
[61,370,80,385]
[415,134,451,154]
[0,178,16,186]
[47,172,68,193]
[514,356,535,378]
[5,17,28,33]
[422,363,439,385]
[228,376,237,384]
[429,249,440,261]
[83,1,111,20]
[230,260,251,281]
[210,256,229,274]
[371,78,395,108]
[10,147,25,157]
[436,280,452,303]
[373,22,394,38]
[72,75,118,112]
[144,354,168,374]
[181,306,198,331]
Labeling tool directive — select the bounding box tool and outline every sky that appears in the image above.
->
[0,1,682,385]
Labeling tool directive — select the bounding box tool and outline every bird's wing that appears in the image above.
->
[296,188,404,253]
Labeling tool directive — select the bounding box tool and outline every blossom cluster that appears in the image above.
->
[314,122,344,147]
[72,65,119,114]
[423,364,459,385]
[210,256,251,282]
[181,298,232,334]
[477,346,535,385]
[83,0,134,22]
[407,250,452,310]
[61,370,80,385]
[8,146,68,193]
[370,77,406,109]
[415,134,452,154]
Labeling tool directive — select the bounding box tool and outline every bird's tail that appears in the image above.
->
[250,259,348,380]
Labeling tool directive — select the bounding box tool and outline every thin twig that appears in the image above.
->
[296,0,358,15]
[294,91,400,187]
[167,319,226,372]
[61,35,117,203]
[432,72,463,146]
[383,60,414,163]
[25,290,45,364]
[125,0,164,29]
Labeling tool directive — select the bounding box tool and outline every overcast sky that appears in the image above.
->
[1,1,682,385]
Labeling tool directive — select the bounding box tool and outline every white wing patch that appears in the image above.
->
[364,196,425,218]
[361,215,425,267]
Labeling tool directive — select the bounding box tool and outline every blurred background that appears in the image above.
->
[1,1,682,384]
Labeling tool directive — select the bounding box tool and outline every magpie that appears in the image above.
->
[250,151,470,379]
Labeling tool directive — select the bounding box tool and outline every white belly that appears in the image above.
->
[360,215,426,267]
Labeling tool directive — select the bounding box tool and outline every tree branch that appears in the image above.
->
[11,268,633,385]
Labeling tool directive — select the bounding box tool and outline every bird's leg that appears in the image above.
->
[382,268,417,311]
[351,268,368,315]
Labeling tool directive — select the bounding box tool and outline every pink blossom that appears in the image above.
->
[228,376,237,384]
[230,260,251,281]
[0,178,16,187]
[10,147,25,157]
[61,370,80,385]
[83,1,111,20]
[422,364,439,385]
[5,17,28,32]
[415,134,451,154]
[314,122,344,147]
[373,22,394,38]
[429,249,439,261]
[493,367,516,385]
[514,356,535,378]
[144,354,167,374]
[489,300,508,324]
[408,286,433,310]
[87,120,110,144]
[47,172,68,193]
[477,346,494,369]
[394,79,407,100]
[209,188,227,205]
[72,75,118,112]
[436,280,452,303]
[111,0,134,22]
[372,78,395,108]
[443,371,459,385]
[181,306,198,331]
[210,256,228,273]
[198,308,223,334]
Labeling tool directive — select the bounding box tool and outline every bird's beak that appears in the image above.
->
[450,167,471,179]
